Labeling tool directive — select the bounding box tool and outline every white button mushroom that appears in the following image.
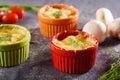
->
[96,8,114,29]
[108,18,120,39]
[82,20,107,43]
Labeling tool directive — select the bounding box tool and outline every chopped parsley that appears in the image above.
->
[52,11,62,18]
[0,34,12,41]
[99,48,120,80]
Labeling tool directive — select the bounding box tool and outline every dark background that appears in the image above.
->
[0,0,120,80]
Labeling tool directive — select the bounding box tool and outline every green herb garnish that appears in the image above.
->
[52,11,62,18]
[16,5,40,11]
[98,48,120,80]
[0,34,12,41]
[106,48,117,53]
[0,4,41,11]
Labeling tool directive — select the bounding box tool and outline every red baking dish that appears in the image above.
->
[50,30,98,73]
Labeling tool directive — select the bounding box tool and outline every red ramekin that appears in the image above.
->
[50,30,98,73]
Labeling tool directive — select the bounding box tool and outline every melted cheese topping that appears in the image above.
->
[53,34,95,50]
[0,27,26,44]
[43,6,75,19]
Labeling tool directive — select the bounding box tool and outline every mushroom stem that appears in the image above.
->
[96,8,114,34]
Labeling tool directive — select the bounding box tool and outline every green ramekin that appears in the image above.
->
[0,24,31,67]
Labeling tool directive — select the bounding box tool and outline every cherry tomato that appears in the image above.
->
[8,7,25,19]
[0,10,4,22]
[2,13,19,24]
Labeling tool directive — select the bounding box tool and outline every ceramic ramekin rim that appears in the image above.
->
[38,4,79,21]
[0,24,31,46]
[50,30,98,52]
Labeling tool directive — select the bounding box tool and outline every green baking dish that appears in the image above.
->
[0,24,31,67]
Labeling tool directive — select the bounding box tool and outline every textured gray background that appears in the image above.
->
[0,0,120,80]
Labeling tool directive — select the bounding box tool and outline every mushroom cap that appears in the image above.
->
[108,18,120,38]
[83,20,107,43]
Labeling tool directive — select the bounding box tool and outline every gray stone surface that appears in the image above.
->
[0,0,120,80]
